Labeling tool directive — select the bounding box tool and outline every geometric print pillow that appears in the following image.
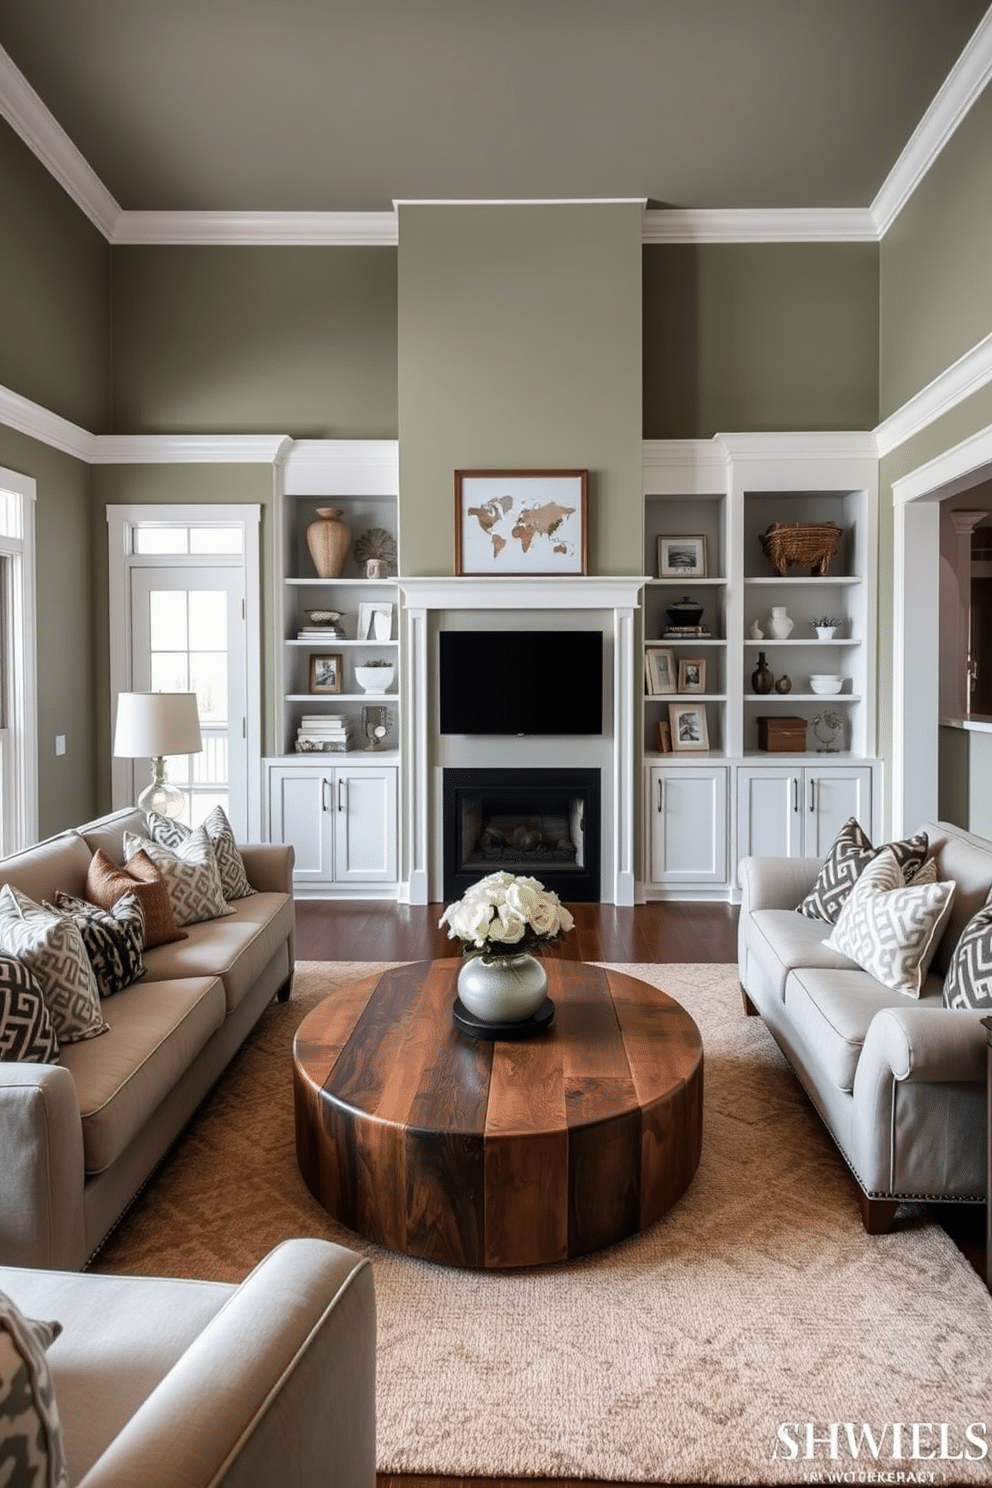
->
[0,1287,67,1488]
[824,847,956,998]
[797,817,930,924]
[146,806,256,901]
[124,828,232,927]
[942,900,992,1010]
[0,886,108,1045]
[0,956,59,1063]
[48,891,145,998]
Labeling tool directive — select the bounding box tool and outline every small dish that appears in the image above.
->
[809,675,844,695]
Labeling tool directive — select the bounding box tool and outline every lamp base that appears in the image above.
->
[137,758,187,820]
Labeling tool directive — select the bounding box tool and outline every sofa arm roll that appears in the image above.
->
[738,854,824,914]
[237,842,295,896]
[77,1238,376,1488]
[0,1063,87,1270]
[857,1005,988,1087]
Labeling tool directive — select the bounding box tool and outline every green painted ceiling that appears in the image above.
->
[0,0,987,213]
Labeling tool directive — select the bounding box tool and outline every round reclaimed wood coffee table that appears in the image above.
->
[293,958,703,1269]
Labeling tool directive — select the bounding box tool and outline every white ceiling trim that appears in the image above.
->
[0,383,95,460]
[870,4,992,235]
[641,208,876,243]
[113,210,399,245]
[875,330,992,457]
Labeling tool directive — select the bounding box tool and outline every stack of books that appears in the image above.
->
[296,622,342,639]
[662,625,711,639]
[295,714,353,753]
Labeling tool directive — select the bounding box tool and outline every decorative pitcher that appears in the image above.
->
[767,606,794,639]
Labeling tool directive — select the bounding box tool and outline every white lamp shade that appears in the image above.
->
[114,692,203,759]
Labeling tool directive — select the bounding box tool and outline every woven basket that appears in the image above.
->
[759,521,842,576]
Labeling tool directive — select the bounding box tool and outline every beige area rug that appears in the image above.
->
[93,962,992,1485]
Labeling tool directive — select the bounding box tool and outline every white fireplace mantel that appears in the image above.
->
[399,575,648,906]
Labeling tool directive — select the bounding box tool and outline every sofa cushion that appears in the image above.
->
[146,807,257,901]
[85,850,186,949]
[0,887,108,1045]
[57,976,225,1175]
[0,1286,66,1488]
[139,892,293,1013]
[125,830,232,928]
[48,891,145,998]
[797,818,930,924]
[742,907,861,1003]
[943,899,992,1010]
[0,832,95,909]
[784,967,945,1092]
[824,848,955,998]
[0,955,59,1063]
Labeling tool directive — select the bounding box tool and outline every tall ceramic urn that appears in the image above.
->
[306,508,352,578]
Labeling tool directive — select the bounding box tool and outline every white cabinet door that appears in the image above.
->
[737,764,874,872]
[648,766,728,885]
[266,764,334,887]
[805,765,872,856]
[333,766,398,884]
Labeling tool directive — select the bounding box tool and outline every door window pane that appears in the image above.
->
[190,528,242,554]
[150,653,190,692]
[189,590,226,643]
[134,528,189,554]
[149,591,188,650]
[191,655,228,724]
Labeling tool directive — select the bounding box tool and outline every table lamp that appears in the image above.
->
[113,691,203,819]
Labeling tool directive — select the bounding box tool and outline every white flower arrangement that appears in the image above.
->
[439,871,575,962]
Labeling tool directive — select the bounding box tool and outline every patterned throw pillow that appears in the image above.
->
[943,900,992,1010]
[0,887,107,1045]
[125,828,232,927]
[797,818,930,924]
[84,849,187,949]
[0,1288,66,1488]
[48,891,145,997]
[146,806,256,900]
[824,848,955,998]
[0,955,59,1063]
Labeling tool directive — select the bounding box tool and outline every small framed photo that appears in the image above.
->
[658,535,707,579]
[454,469,588,575]
[678,657,706,694]
[309,654,342,694]
[669,701,710,752]
[657,720,673,753]
[645,647,677,696]
[357,601,393,641]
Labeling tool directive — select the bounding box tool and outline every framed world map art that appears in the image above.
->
[454,469,588,576]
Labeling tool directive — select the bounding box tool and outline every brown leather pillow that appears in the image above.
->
[84,848,187,948]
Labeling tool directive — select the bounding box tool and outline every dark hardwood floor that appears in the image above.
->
[293,898,986,1488]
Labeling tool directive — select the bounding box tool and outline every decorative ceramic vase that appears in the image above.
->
[665,596,704,629]
[775,675,792,694]
[749,619,764,640]
[354,663,393,694]
[815,625,837,641]
[306,507,352,578]
[456,953,548,1023]
[767,606,794,639]
[751,652,774,694]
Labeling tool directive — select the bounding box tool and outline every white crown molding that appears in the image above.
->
[891,423,992,506]
[113,210,399,246]
[92,434,292,464]
[0,383,95,460]
[281,438,400,495]
[871,6,992,236]
[875,330,992,457]
[0,43,120,237]
[716,431,878,463]
[642,208,877,244]
[643,440,728,495]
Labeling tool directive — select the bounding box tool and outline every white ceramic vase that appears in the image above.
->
[767,606,794,639]
[815,625,837,641]
[456,953,548,1023]
[354,664,393,694]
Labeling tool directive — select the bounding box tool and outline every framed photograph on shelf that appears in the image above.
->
[658,535,707,579]
[677,658,706,694]
[454,469,588,576]
[645,647,677,696]
[309,654,343,694]
[669,701,709,752]
[357,601,393,641]
[657,720,673,753]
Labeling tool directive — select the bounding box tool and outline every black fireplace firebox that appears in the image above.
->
[442,767,601,903]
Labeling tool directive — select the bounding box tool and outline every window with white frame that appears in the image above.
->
[0,469,38,854]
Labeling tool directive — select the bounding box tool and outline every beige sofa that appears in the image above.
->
[738,819,990,1232]
[1,1237,375,1488]
[0,807,295,1271]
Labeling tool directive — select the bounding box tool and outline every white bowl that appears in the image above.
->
[809,675,844,695]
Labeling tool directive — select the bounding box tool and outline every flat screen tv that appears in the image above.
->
[439,629,603,736]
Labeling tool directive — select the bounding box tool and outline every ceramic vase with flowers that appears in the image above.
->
[440,871,575,1023]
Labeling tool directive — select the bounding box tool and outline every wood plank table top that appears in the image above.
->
[293,958,703,1269]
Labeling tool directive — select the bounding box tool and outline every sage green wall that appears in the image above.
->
[0,119,112,432]
[643,243,879,439]
[880,84,992,420]
[90,464,277,806]
[111,246,398,437]
[397,203,644,575]
[0,430,96,835]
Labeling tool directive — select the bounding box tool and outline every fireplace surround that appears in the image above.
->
[442,767,601,901]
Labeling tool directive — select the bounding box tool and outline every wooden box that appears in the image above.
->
[757,716,807,752]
